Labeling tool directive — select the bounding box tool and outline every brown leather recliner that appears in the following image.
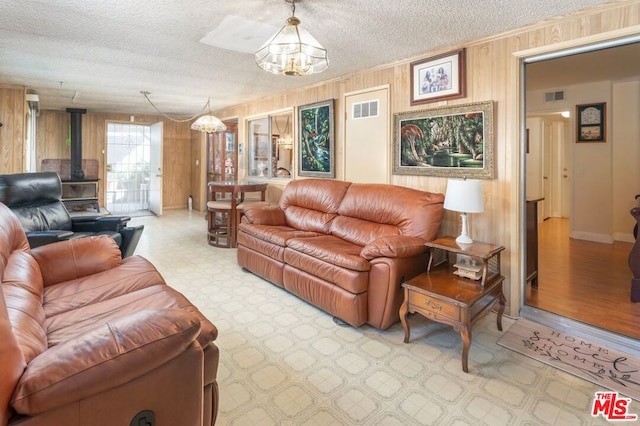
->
[0,202,219,426]
[237,179,444,330]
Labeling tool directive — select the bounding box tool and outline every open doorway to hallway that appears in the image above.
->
[106,122,151,215]
[524,41,640,341]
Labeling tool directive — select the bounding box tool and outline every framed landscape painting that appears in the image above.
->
[298,99,335,178]
[392,101,494,179]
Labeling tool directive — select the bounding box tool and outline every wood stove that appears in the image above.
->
[41,109,100,212]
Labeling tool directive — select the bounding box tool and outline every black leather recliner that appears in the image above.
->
[0,172,144,258]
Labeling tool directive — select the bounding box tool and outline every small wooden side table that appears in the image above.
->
[399,236,506,373]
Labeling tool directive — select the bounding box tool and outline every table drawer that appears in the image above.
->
[408,292,460,321]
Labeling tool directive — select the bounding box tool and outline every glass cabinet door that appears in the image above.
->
[206,124,237,183]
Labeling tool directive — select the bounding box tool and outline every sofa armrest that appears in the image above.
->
[25,230,74,249]
[360,235,427,260]
[243,205,286,226]
[31,235,122,287]
[11,309,201,416]
[71,215,130,232]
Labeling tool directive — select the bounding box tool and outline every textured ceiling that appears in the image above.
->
[0,0,612,115]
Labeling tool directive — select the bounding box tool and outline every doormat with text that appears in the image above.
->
[498,319,640,401]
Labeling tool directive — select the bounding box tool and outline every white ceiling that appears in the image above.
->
[0,0,613,116]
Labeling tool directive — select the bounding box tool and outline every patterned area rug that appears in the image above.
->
[498,319,640,401]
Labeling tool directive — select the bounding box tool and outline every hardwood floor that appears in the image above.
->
[526,218,640,340]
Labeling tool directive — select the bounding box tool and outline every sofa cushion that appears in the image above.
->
[333,183,445,245]
[0,287,27,426]
[280,179,351,233]
[239,223,319,248]
[285,235,370,293]
[286,235,369,271]
[11,309,201,416]
[242,205,286,225]
[32,235,123,288]
[360,235,428,260]
[2,251,46,364]
[11,204,73,233]
[331,216,400,247]
[45,285,218,349]
[43,256,166,317]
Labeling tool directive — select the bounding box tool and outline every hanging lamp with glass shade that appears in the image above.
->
[141,91,226,133]
[190,99,227,133]
[255,0,328,76]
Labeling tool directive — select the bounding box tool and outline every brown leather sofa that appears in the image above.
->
[237,179,444,330]
[0,203,219,426]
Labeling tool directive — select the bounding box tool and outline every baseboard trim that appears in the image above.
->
[519,305,640,354]
[569,231,613,244]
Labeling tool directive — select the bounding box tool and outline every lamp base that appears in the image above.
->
[455,234,474,245]
[455,212,474,245]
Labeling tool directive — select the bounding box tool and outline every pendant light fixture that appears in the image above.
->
[275,116,293,149]
[190,99,227,133]
[255,0,328,76]
[141,91,226,133]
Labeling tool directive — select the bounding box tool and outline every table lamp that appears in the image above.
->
[444,178,484,244]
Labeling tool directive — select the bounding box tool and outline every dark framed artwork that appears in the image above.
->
[410,48,466,106]
[392,101,494,179]
[297,99,335,178]
[576,102,606,142]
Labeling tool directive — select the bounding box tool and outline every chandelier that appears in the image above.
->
[275,116,293,149]
[141,91,226,133]
[255,0,328,76]
[190,102,227,133]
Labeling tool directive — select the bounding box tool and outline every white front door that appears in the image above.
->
[344,86,390,183]
[149,122,163,216]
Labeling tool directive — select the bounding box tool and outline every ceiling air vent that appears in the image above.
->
[352,100,379,119]
[544,91,565,102]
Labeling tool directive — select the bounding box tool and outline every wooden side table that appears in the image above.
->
[399,236,505,373]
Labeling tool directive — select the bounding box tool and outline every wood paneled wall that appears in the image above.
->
[210,1,640,316]
[36,111,193,209]
[3,2,638,315]
[0,84,26,173]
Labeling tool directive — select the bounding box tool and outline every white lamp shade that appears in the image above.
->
[191,114,227,133]
[444,179,484,213]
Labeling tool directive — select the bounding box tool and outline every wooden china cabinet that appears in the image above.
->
[206,121,238,200]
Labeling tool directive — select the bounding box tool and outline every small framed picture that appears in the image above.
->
[410,48,466,106]
[576,103,606,143]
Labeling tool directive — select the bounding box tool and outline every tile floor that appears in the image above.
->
[129,210,634,425]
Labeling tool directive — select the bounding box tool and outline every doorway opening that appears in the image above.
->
[106,122,151,215]
[523,39,640,346]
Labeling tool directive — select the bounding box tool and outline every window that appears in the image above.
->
[247,111,293,179]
